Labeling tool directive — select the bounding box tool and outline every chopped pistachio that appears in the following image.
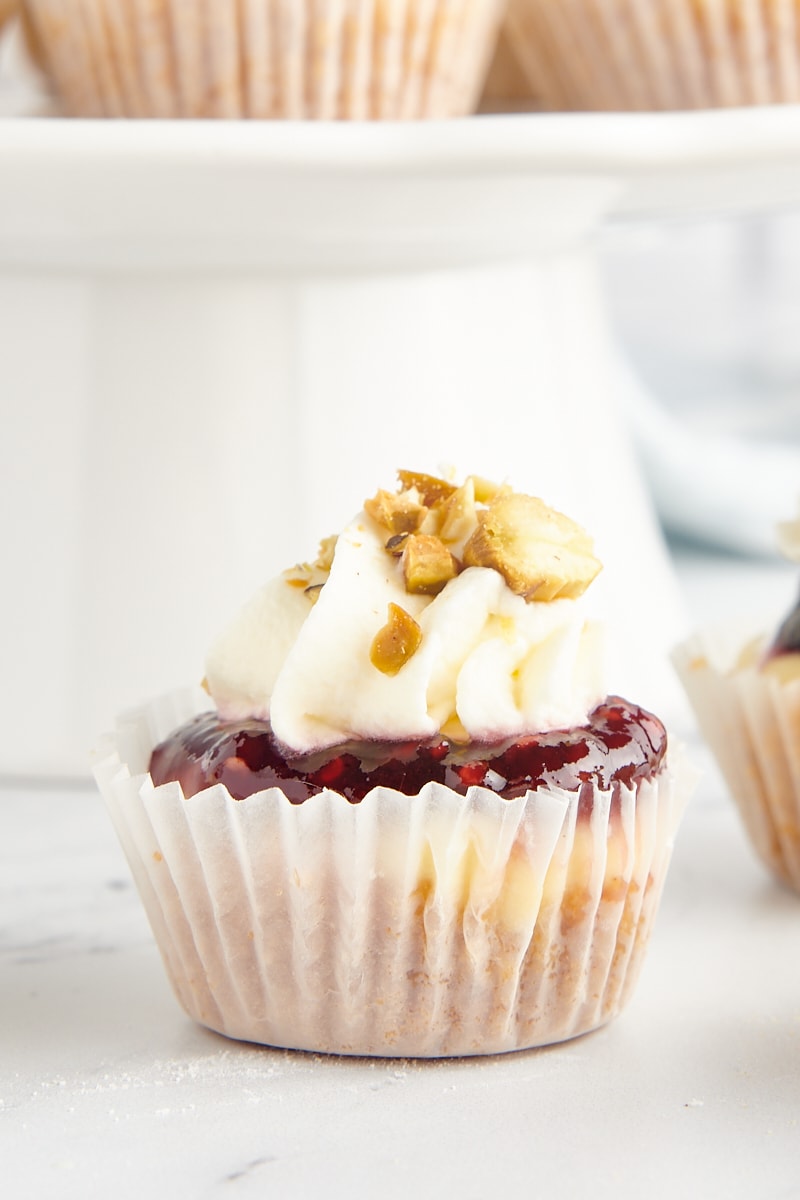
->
[437,478,477,545]
[463,493,601,602]
[304,582,325,605]
[396,469,457,508]
[402,533,460,595]
[469,475,505,504]
[370,603,423,676]
[365,488,426,535]
[385,532,410,556]
[315,535,338,571]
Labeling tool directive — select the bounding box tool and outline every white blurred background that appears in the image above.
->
[599,213,800,559]
[2,20,800,775]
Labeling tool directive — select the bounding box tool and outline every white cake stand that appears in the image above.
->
[3,109,800,776]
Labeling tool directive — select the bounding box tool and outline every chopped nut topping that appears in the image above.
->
[402,533,460,595]
[304,583,324,605]
[365,489,426,535]
[396,470,457,508]
[469,475,505,504]
[385,532,410,556]
[370,603,423,676]
[363,469,601,604]
[437,479,477,545]
[286,548,331,597]
[315,535,338,571]
[463,493,601,602]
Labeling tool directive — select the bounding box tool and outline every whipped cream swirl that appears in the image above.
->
[206,493,605,753]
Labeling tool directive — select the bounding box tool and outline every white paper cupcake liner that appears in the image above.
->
[24,0,504,118]
[504,0,800,111]
[674,631,800,892]
[93,686,689,1057]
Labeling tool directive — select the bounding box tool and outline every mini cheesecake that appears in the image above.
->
[95,469,687,1056]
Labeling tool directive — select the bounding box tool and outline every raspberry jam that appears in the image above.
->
[149,696,667,805]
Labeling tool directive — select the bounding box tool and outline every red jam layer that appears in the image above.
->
[149,696,667,805]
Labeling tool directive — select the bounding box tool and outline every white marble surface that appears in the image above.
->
[3,547,800,1199]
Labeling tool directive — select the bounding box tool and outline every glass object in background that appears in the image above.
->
[599,214,800,558]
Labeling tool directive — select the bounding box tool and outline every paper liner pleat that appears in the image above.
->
[24,0,505,118]
[449,0,510,117]
[73,0,120,115]
[504,0,800,111]
[93,688,689,1057]
[775,0,800,100]
[23,0,90,115]
[674,634,800,892]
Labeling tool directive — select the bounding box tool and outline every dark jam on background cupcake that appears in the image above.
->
[765,516,800,671]
[766,586,800,662]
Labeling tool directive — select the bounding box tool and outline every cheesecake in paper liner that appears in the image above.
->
[93,687,688,1058]
[24,0,504,119]
[674,630,800,894]
[503,0,800,112]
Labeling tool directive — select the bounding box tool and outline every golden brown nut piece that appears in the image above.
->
[365,489,426,535]
[396,470,457,508]
[402,534,459,595]
[370,604,423,676]
[463,493,601,601]
[315,535,338,572]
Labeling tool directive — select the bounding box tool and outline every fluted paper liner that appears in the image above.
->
[93,687,687,1057]
[25,0,504,118]
[675,631,800,893]
[504,0,800,112]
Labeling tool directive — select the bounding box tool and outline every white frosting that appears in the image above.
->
[206,511,605,753]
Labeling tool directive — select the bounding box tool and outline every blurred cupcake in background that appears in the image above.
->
[503,0,800,111]
[21,0,506,118]
[674,508,800,893]
[478,22,540,113]
[0,0,18,30]
[0,1,54,116]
